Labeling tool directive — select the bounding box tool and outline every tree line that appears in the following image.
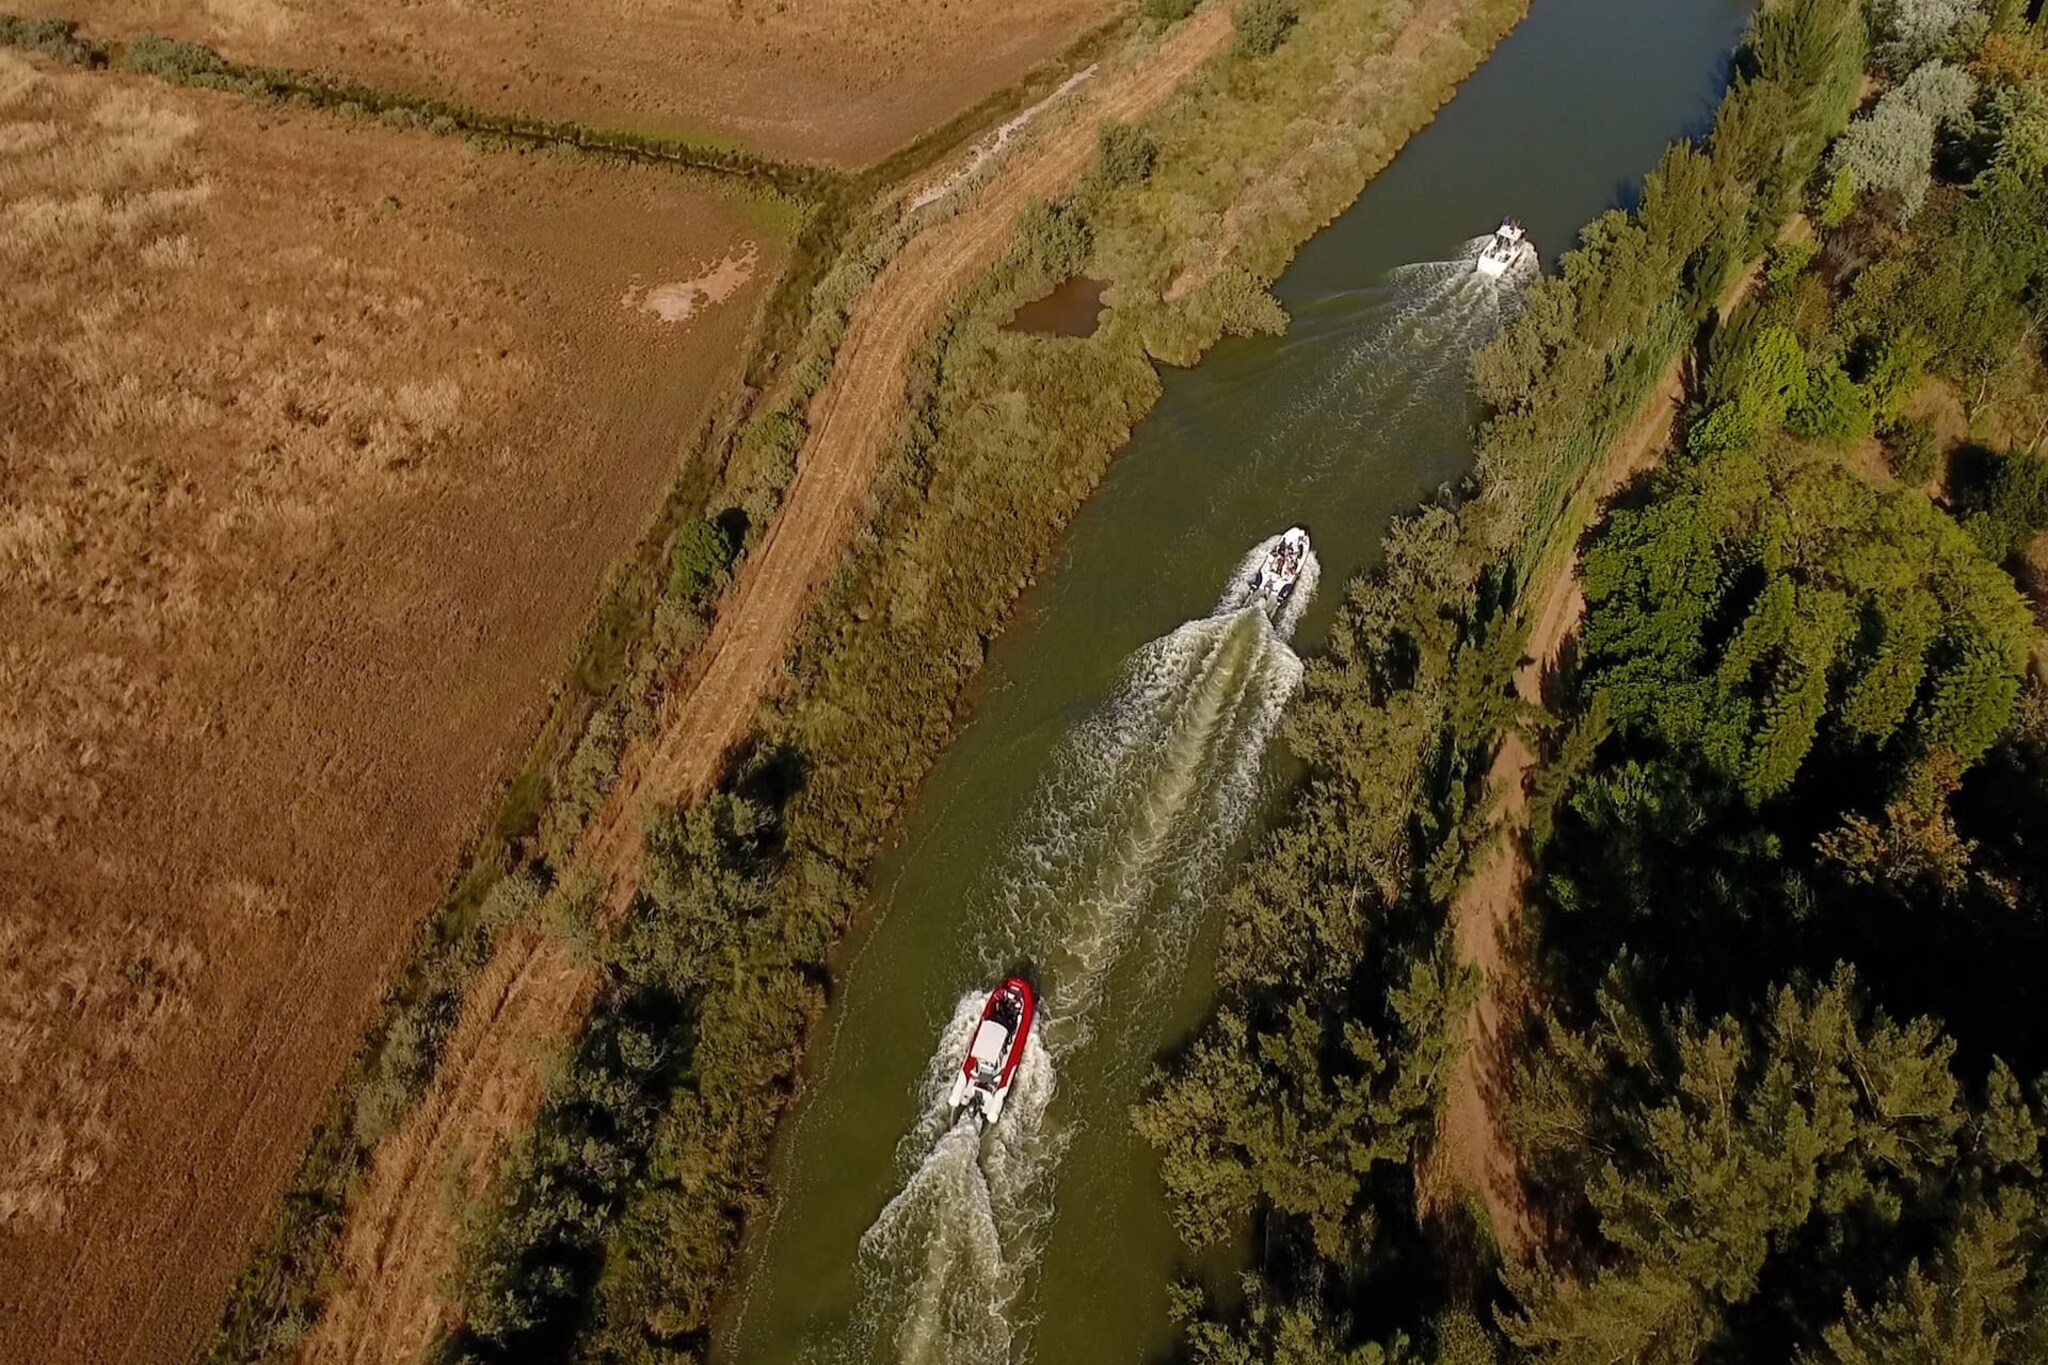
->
[1507,2,2048,1354]
[1129,0,2042,1359]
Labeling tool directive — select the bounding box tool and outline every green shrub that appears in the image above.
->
[1961,448,2048,560]
[1232,0,1300,57]
[1884,415,1942,483]
[122,32,235,84]
[1764,237,1820,289]
[0,15,104,64]
[349,1011,427,1149]
[539,705,627,866]
[1788,357,1875,441]
[1142,0,1202,24]
[1430,1309,1500,1365]
[1816,164,1859,227]
[668,517,737,607]
[1015,197,1093,276]
[1861,332,1931,426]
[1095,120,1159,187]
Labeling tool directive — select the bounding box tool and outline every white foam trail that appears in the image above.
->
[840,542,1311,1361]
[851,993,1061,1365]
[1245,236,1537,484]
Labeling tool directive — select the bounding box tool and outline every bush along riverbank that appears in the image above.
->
[430,0,1534,1360]
[1133,1,1890,1359]
[1503,5,2048,1357]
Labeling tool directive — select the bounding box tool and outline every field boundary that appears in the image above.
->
[0,18,822,187]
[146,11,1138,1359]
[1,12,1126,199]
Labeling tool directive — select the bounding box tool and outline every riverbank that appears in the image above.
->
[730,0,1780,1354]
[1138,0,1869,1356]
[426,0,1532,1359]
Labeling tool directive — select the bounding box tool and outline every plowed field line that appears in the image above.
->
[299,8,1236,1358]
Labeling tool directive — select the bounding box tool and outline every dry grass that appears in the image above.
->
[0,53,788,1363]
[13,0,1119,166]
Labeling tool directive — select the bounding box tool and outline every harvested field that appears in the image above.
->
[0,52,787,1363]
[15,0,1119,166]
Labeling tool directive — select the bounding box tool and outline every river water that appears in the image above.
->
[723,1,1751,1359]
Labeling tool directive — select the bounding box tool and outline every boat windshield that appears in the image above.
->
[968,1020,1009,1080]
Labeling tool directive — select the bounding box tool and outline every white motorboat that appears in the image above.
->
[1248,527,1310,613]
[1475,217,1536,280]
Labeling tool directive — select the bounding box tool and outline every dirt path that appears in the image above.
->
[581,0,1234,883]
[297,9,1237,1359]
[1424,257,1767,1258]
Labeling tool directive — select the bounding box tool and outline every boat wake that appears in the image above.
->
[830,541,1313,1363]
[852,992,1058,1365]
[1244,235,1536,486]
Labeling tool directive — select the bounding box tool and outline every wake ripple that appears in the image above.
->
[1248,235,1537,483]
[835,541,1314,1363]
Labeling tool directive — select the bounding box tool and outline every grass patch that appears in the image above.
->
[0,13,102,64]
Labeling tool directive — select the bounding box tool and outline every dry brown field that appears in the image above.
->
[0,52,788,1362]
[15,0,1118,166]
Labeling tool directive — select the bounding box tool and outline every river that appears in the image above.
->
[722,0,1752,1359]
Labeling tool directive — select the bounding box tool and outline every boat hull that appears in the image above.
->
[947,976,1035,1128]
[1248,526,1310,616]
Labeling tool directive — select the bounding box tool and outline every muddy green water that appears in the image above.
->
[724,1,1752,1359]
[1007,276,1111,337]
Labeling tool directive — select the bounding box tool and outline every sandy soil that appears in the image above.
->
[296,8,1242,1357]
[0,55,784,1363]
[1423,256,1768,1258]
[19,0,1117,167]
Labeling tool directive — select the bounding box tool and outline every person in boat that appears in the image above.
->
[990,990,1021,1032]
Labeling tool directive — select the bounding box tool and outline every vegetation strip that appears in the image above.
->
[1139,0,1866,1347]
[1429,242,1776,1260]
[0,20,811,186]
[362,0,1541,1360]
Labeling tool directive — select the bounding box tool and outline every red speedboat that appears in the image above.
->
[947,977,1035,1127]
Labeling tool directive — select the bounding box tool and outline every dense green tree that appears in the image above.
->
[666,518,735,608]
[1581,439,2030,802]
[1233,0,1300,58]
[1506,970,2044,1363]
[1957,446,2048,556]
[1138,937,1474,1257]
[1814,1191,2048,1364]
[1095,120,1159,186]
